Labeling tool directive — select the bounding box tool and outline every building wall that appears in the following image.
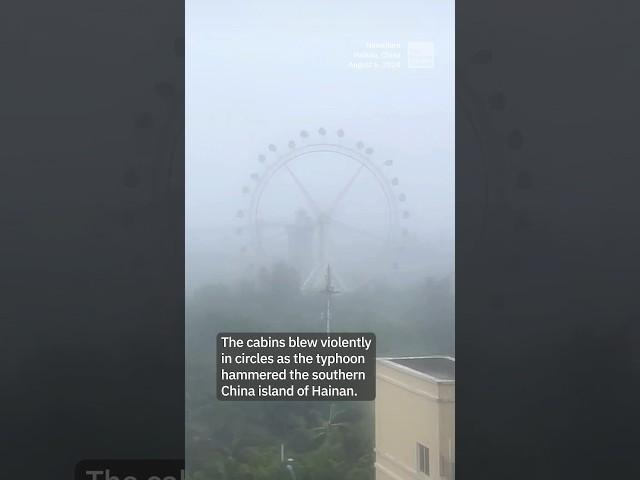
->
[438,385,455,479]
[375,360,455,480]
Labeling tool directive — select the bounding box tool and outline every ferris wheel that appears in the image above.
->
[236,128,410,291]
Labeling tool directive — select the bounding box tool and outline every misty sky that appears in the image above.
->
[186,0,454,290]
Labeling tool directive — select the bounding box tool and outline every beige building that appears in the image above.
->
[375,356,455,480]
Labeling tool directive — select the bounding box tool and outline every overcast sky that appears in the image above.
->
[186,0,454,289]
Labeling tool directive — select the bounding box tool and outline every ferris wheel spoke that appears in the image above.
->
[285,166,321,216]
[327,164,365,216]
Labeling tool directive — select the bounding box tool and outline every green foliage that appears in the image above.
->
[186,263,453,479]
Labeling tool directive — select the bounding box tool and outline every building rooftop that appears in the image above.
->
[386,356,455,382]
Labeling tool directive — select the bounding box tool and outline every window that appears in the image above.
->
[417,443,430,476]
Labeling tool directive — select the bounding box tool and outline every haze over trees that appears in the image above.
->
[186,262,454,479]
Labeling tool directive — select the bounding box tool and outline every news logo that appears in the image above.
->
[407,41,435,69]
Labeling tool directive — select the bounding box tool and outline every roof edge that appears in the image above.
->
[377,356,455,384]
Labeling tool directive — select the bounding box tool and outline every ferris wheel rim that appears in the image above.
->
[248,143,401,250]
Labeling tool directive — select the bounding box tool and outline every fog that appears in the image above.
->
[186,0,454,292]
[185,3,455,476]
